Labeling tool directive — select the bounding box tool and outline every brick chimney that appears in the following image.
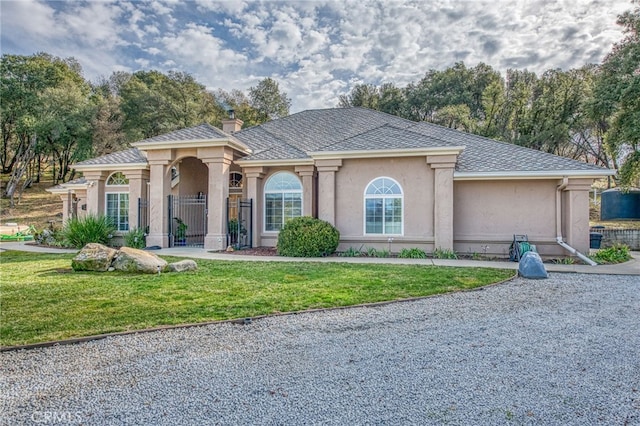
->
[222,109,243,133]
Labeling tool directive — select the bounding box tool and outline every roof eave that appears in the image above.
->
[132,138,252,155]
[46,184,90,194]
[73,163,150,172]
[235,158,315,167]
[454,169,617,180]
[309,146,465,160]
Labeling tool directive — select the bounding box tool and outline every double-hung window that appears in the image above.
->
[364,177,403,235]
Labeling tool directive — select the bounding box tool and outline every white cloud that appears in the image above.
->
[160,23,248,84]
[145,25,161,35]
[0,0,62,40]
[58,2,126,49]
[135,58,150,68]
[0,0,630,111]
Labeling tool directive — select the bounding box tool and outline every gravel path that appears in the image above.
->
[2,273,639,425]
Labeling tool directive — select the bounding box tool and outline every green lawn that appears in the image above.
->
[0,251,514,347]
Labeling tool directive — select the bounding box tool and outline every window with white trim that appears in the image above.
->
[364,177,403,235]
[105,172,129,231]
[264,172,302,231]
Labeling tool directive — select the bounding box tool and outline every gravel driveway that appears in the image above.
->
[2,273,639,425]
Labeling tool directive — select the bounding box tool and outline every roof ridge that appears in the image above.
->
[319,123,393,151]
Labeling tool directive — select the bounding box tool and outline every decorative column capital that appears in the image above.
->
[315,159,342,172]
[426,154,457,169]
[295,165,316,177]
[244,166,266,179]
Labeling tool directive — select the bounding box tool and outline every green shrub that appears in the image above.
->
[366,247,390,258]
[590,244,631,264]
[433,248,458,259]
[63,214,117,249]
[399,248,427,259]
[123,227,146,249]
[277,216,340,257]
[340,245,364,257]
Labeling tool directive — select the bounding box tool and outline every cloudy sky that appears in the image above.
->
[0,0,631,111]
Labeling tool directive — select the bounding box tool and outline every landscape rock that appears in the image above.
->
[72,243,118,272]
[112,246,167,274]
[518,251,548,279]
[167,259,198,272]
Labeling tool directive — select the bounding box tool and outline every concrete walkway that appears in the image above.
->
[1,241,638,275]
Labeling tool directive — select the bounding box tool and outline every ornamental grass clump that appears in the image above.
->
[277,216,340,257]
[63,214,116,249]
[590,244,631,264]
[123,227,146,249]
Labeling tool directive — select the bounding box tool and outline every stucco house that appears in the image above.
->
[48,107,614,257]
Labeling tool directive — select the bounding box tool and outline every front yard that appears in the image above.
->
[0,251,514,347]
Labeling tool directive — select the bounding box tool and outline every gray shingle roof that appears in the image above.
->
[75,108,610,175]
[235,107,608,173]
[403,121,606,172]
[322,124,460,152]
[47,177,88,192]
[236,108,413,158]
[75,148,146,166]
[135,123,230,144]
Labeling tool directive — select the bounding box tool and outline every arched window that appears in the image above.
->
[364,177,403,235]
[229,172,243,189]
[106,172,129,186]
[264,172,302,231]
[105,172,129,231]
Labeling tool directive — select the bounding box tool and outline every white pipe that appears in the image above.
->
[557,237,598,266]
[555,177,597,266]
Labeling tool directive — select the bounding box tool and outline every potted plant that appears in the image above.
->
[173,217,188,246]
[228,218,247,247]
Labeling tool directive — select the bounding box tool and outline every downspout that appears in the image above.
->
[555,177,597,266]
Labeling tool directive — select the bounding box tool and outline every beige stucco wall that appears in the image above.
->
[336,157,434,248]
[453,180,567,257]
[176,157,208,196]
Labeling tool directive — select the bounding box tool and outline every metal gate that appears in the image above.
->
[227,198,252,249]
[137,198,149,232]
[168,194,207,247]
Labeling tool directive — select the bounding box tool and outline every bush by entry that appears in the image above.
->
[277,216,340,257]
[0,250,513,347]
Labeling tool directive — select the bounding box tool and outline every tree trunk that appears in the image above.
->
[4,135,37,207]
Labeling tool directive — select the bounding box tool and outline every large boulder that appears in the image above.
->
[167,259,198,272]
[72,243,118,272]
[518,251,548,279]
[112,246,167,274]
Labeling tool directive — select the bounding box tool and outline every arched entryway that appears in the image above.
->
[167,157,208,247]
